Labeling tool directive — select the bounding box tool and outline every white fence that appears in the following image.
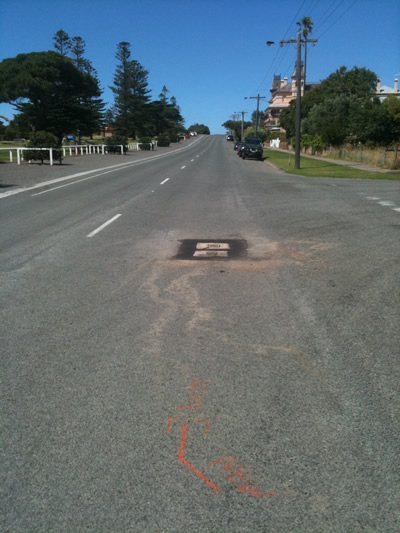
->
[1,141,158,165]
[0,145,125,165]
[62,145,124,157]
[128,141,158,150]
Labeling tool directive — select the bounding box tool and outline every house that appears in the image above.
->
[264,63,318,131]
[376,78,399,100]
[99,126,116,138]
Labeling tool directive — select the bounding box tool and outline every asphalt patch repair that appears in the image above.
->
[174,239,248,260]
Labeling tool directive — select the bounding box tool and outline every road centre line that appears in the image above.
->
[160,178,169,185]
[181,165,186,169]
[378,201,395,207]
[87,214,121,238]
[0,136,205,200]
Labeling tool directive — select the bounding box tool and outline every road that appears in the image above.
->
[1,135,399,531]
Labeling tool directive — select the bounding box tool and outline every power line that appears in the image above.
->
[256,44,291,92]
[281,0,307,39]
[314,0,343,28]
[315,0,358,39]
[307,0,321,18]
[257,0,325,95]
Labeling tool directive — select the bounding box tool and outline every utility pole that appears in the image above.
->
[279,31,317,169]
[235,111,248,140]
[245,94,266,136]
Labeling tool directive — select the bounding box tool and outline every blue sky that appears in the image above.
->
[1,0,399,134]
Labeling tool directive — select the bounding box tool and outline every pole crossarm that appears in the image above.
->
[245,95,266,136]
[280,39,318,45]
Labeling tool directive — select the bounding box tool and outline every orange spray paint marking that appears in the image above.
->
[167,418,220,494]
[178,378,210,411]
[209,457,275,498]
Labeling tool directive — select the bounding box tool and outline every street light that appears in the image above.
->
[266,34,301,168]
[266,33,317,169]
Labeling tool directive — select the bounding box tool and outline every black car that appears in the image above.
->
[226,134,234,141]
[241,137,263,160]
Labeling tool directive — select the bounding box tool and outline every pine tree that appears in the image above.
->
[70,36,86,71]
[52,31,104,137]
[110,42,151,138]
[53,30,71,57]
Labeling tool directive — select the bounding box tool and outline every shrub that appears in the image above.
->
[105,134,128,153]
[157,135,170,147]
[301,133,325,153]
[24,131,62,164]
[138,136,152,150]
[267,131,287,143]
[243,126,268,143]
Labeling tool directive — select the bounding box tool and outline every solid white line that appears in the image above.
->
[31,168,121,196]
[0,135,205,200]
[160,178,169,185]
[87,214,121,238]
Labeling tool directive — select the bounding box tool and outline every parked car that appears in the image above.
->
[234,140,241,150]
[241,137,263,160]
[226,134,234,141]
[237,141,245,157]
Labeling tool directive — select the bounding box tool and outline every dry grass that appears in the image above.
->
[317,144,400,170]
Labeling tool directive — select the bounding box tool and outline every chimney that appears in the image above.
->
[395,78,399,93]
[377,79,381,93]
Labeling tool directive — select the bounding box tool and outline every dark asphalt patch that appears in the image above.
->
[174,239,248,260]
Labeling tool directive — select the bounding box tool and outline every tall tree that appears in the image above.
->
[0,51,103,141]
[110,41,150,137]
[53,30,71,57]
[145,89,184,138]
[159,85,169,103]
[70,36,86,71]
[281,66,380,146]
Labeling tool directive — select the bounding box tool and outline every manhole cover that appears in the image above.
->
[174,239,247,260]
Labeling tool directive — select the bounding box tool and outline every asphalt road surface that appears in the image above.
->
[1,135,399,531]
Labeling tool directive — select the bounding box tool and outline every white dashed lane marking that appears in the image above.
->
[363,195,400,213]
[87,214,121,238]
[378,201,395,207]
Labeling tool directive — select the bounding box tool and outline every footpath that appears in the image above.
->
[0,140,194,198]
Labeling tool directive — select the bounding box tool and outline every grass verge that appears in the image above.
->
[263,149,400,180]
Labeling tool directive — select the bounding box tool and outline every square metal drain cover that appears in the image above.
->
[174,239,247,260]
